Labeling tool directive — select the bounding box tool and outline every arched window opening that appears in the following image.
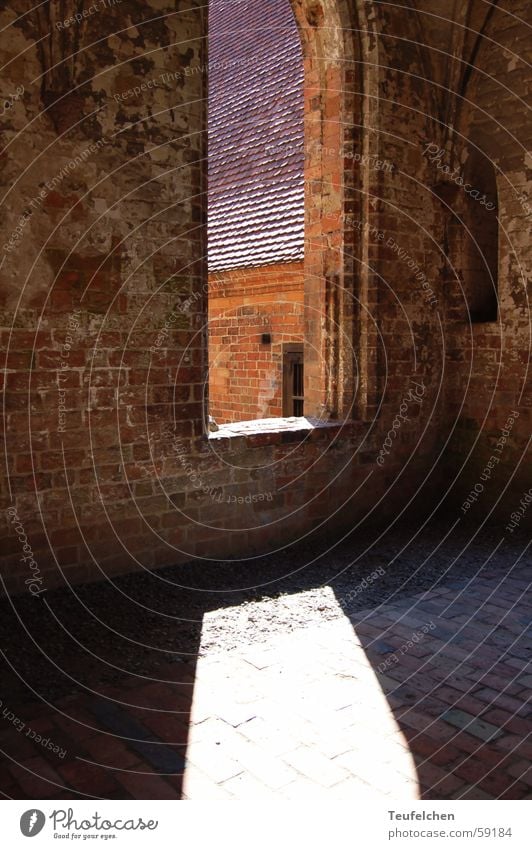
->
[207,0,305,427]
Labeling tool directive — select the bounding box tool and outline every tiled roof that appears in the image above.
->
[208,0,305,272]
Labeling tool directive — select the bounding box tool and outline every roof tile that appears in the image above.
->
[208,0,305,272]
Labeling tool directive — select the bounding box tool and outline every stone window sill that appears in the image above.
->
[208,416,345,445]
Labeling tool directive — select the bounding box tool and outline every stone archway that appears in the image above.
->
[287,0,380,421]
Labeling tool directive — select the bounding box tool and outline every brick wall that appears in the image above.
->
[366,0,531,518]
[430,2,532,511]
[1,0,530,596]
[208,262,304,422]
[1,1,209,592]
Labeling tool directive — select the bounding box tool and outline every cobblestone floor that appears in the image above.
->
[0,560,530,799]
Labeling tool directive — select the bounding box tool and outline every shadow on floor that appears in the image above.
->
[0,522,530,799]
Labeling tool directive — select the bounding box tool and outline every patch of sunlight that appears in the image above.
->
[209,416,340,439]
[184,588,420,799]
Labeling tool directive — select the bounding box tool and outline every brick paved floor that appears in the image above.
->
[1,563,530,799]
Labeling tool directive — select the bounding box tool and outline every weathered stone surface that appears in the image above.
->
[0,1,529,593]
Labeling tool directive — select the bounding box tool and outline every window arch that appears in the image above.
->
[287,0,377,420]
[207,0,377,428]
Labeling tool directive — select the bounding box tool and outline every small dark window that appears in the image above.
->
[437,150,499,325]
[463,152,499,323]
[283,345,304,417]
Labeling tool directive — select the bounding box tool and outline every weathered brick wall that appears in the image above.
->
[363,1,449,483]
[208,262,304,422]
[364,0,531,519]
[1,0,529,596]
[432,2,532,512]
[1,1,209,592]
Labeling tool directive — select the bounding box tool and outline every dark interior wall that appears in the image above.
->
[437,2,532,510]
[371,0,531,517]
